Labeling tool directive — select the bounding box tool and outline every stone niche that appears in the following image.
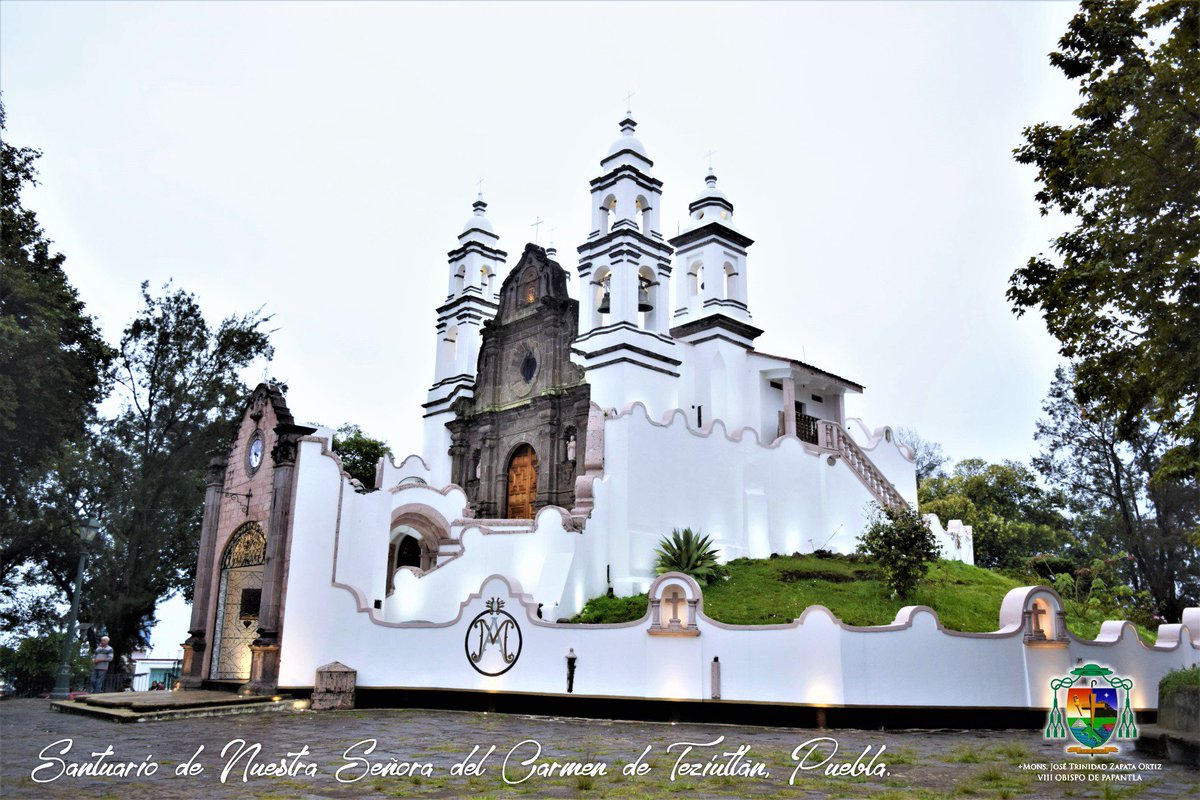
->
[648,573,701,637]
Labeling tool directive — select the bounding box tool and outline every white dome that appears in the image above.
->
[693,184,728,203]
[460,193,496,238]
[462,213,495,234]
[606,134,648,159]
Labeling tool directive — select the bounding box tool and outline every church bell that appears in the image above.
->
[597,290,611,314]
[637,282,653,313]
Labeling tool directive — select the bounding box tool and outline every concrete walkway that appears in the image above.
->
[2,698,1197,799]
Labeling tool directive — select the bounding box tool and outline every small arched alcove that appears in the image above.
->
[648,572,702,637]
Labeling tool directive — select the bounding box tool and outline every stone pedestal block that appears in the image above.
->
[312,662,357,711]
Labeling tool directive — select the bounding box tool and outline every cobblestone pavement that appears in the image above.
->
[2,698,1196,799]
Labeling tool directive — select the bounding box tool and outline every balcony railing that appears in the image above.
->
[797,413,819,445]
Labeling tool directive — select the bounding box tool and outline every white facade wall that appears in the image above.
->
[276,569,1200,711]
[594,403,903,596]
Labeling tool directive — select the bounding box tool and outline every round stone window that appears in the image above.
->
[521,353,537,383]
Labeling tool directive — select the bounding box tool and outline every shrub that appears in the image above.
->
[570,593,648,624]
[856,504,939,599]
[1159,666,1200,700]
[654,528,726,584]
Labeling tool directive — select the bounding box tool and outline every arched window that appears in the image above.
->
[441,326,458,371]
[599,195,617,234]
[592,268,612,327]
[635,195,652,233]
[637,266,657,330]
[723,261,737,301]
[520,267,538,305]
[481,265,494,299]
[688,261,704,299]
[453,265,465,295]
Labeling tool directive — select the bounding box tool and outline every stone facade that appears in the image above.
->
[447,244,591,518]
[180,383,315,692]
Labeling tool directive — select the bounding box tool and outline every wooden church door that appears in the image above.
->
[506,444,538,519]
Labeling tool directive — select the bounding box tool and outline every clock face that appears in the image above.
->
[248,435,264,472]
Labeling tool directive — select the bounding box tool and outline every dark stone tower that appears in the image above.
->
[448,243,591,518]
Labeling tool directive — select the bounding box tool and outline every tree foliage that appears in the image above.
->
[919,458,1072,571]
[0,631,89,696]
[1010,0,1200,481]
[1034,365,1199,621]
[654,528,726,585]
[79,283,274,661]
[857,504,940,599]
[896,427,948,482]
[0,99,111,593]
[332,423,392,491]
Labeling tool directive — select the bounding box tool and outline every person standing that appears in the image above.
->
[90,636,113,693]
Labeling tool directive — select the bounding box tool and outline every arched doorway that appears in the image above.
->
[506,444,538,519]
[210,522,266,681]
[386,522,438,594]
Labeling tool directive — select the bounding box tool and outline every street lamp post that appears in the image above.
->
[49,516,100,700]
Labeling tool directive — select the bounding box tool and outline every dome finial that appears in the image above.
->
[619,89,637,136]
[460,183,496,238]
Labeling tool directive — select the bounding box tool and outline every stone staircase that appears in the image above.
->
[816,420,907,509]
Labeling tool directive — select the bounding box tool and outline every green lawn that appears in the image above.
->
[571,554,1148,639]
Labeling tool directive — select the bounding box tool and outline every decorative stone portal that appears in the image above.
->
[211,522,266,680]
[506,444,538,519]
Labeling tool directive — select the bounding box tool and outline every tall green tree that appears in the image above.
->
[83,283,273,661]
[1034,366,1199,621]
[896,427,948,483]
[1009,0,1200,481]
[0,99,111,593]
[919,458,1072,571]
[332,424,392,491]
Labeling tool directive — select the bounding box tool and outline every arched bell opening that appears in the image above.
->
[637,265,658,331]
[592,267,612,328]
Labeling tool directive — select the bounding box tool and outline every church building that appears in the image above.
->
[180,111,977,696]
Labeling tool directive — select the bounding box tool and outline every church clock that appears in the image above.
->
[247,432,265,474]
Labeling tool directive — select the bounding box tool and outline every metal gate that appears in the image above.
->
[210,523,266,681]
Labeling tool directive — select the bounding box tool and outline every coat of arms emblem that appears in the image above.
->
[465,598,522,676]
[1044,663,1137,754]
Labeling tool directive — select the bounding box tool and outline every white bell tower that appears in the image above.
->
[423,193,506,482]
[669,168,761,347]
[573,112,679,415]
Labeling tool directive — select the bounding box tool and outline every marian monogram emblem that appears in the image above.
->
[465,598,522,676]
[1044,663,1137,754]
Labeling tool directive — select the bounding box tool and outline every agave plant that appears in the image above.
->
[654,528,726,584]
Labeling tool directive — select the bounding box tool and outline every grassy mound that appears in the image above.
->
[570,554,1149,639]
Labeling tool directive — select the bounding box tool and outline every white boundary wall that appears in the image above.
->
[276,562,1200,710]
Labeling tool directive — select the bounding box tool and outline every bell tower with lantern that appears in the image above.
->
[423,193,507,483]
[572,110,680,415]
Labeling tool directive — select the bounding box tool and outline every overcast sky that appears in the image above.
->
[4,0,1085,654]
[3,0,1083,477]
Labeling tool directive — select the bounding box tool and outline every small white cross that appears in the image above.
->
[624,90,636,115]
[705,150,717,170]
[476,177,484,195]
[531,216,545,244]
[664,589,684,624]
